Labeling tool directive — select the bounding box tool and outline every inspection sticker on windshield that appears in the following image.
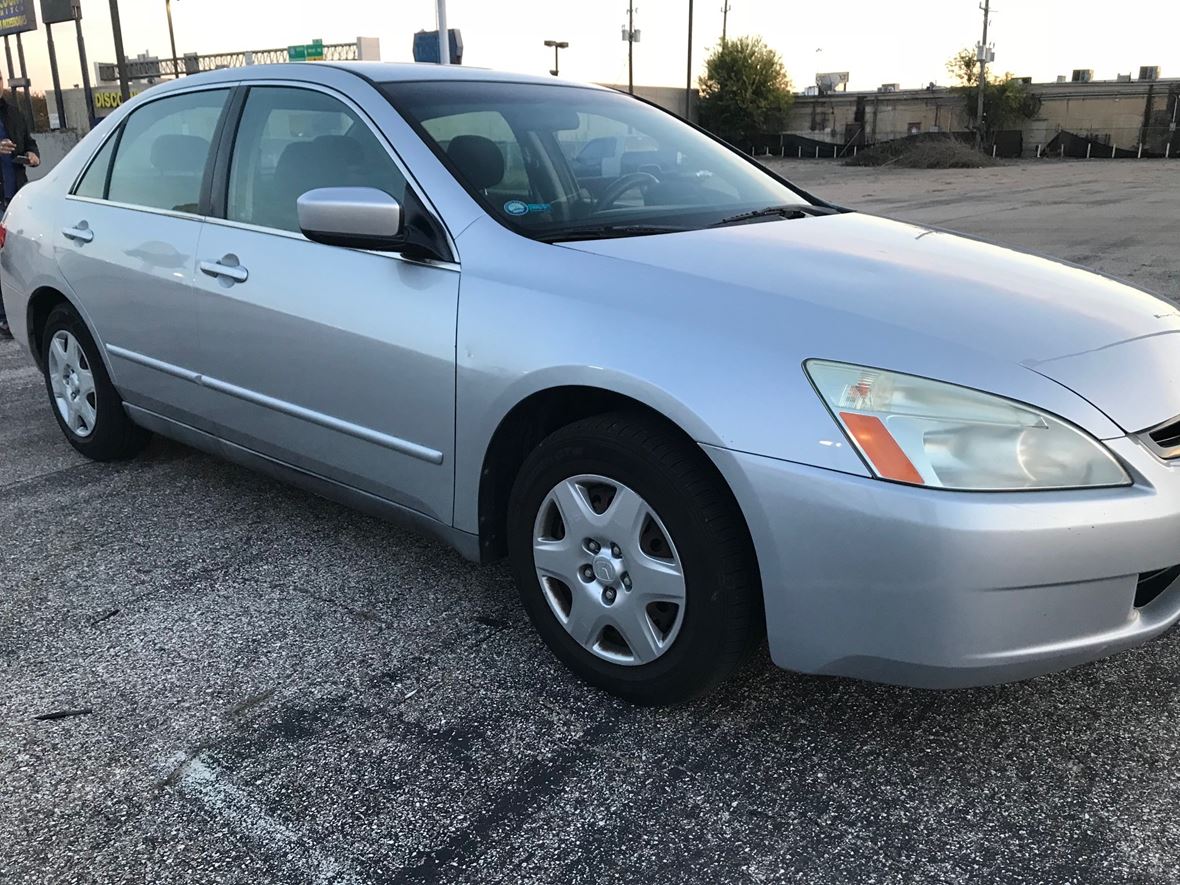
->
[504,200,550,216]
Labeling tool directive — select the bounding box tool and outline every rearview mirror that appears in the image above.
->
[297,187,403,251]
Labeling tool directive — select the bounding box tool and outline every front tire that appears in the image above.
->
[41,304,149,461]
[507,412,762,705]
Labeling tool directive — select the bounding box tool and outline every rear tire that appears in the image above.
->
[41,303,149,461]
[507,411,762,705]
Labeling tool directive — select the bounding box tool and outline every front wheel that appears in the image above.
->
[507,412,762,705]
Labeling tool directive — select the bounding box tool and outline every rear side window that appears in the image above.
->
[226,86,407,234]
[74,132,117,199]
[105,89,229,213]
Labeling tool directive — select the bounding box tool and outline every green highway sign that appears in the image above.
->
[287,39,324,62]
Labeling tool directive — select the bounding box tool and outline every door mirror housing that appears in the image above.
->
[297,187,404,251]
[297,186,453,263]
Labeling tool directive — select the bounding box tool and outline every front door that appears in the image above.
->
[191,85,458,523]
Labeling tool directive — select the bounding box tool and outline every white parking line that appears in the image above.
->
[167,751,367,885]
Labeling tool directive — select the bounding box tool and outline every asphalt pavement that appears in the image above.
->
[4,159,1180,885]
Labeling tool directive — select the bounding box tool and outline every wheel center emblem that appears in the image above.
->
[593,556,617,584]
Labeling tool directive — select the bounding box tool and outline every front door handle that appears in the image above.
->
[199,255,249,284]
[62,223,94,243]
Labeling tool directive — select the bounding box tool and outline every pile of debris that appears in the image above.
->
[844,136,998,169]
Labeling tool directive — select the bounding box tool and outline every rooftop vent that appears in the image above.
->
[1071,69,1093,83]
[1139,66,1161,81]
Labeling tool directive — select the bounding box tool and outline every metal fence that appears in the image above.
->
[733,127,1180,161]
[95,43,360,83]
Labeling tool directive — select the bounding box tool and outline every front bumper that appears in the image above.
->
[705,437,1180,688]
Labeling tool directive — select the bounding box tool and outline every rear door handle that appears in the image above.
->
[199,256,249,284]
[62,224,94,243]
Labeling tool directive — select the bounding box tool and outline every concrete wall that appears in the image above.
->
[602,84,698,121]
[26,129,81,180]
[786,79,1180,155]
[787,89,968,145]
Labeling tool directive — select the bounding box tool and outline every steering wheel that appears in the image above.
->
[594,171,660,212]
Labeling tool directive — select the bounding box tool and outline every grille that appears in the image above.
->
[1136,565,1180,608]
[1144,416,1180,459]
[1150,418,1180,450]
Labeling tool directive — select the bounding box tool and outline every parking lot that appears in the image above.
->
[3,159,1179,885]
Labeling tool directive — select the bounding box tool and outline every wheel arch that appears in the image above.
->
[26,285,75,370]
[25,285,116,379]
[475,384,756,569]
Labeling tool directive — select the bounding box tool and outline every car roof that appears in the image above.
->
[149,61,609,92]
[331,62,606,88]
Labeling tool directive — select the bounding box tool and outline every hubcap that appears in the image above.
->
[47,330,97,438]
[532,474,686,666]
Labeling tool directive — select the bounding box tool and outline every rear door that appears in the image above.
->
[57,86,232,420]
[190,84,459,523]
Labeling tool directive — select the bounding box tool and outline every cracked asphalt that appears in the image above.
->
[3,160,1180,885]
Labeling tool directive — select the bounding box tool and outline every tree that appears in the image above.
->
[946,48,1040,140]
[946,48,981,88]
[698,36,794,142]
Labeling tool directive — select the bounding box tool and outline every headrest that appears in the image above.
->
[150,134,210,174]
[445,134,505,190]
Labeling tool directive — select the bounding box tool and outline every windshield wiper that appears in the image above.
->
[709,205,812,227]
[537,224,689,244]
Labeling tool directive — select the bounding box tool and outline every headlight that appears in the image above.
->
[805,360,1130,491]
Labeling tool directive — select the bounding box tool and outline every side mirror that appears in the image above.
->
[297,187,404,251]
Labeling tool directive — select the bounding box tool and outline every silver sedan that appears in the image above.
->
[3,63,1179,703]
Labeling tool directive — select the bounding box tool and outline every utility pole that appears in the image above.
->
[436,0,450,65]
[544,40,568,77]
[165,0,179,76]
[974,0,990,151]
[721,0,730,44]
[685,0,693,118]
[108,0,130,101]
[627,1,635,94]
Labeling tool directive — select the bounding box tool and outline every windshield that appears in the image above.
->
[382,80,818,241]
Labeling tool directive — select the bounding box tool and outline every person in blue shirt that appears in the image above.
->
[0,73,40,340]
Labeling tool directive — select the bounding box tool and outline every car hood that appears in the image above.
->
[562,212,1180,432]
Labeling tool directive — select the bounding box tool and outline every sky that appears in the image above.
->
[10,0,1179,98]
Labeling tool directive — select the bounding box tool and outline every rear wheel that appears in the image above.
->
[507,412,762,705]
[41,304,149,461]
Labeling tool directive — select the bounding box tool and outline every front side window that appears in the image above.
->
[105,89,228,213]
[227,87,407,234]
[385,80,814,240]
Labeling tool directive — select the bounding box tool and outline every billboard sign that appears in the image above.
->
[412,29,462,65]
[40,0,80,24]
[0,0,37,36]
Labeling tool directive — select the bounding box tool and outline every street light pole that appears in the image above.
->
[543,40,568,77]
[108,0,130,101]
[436,0,450,65]
[165,0,179,77]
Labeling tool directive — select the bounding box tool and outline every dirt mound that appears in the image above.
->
[844,137,998,169]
